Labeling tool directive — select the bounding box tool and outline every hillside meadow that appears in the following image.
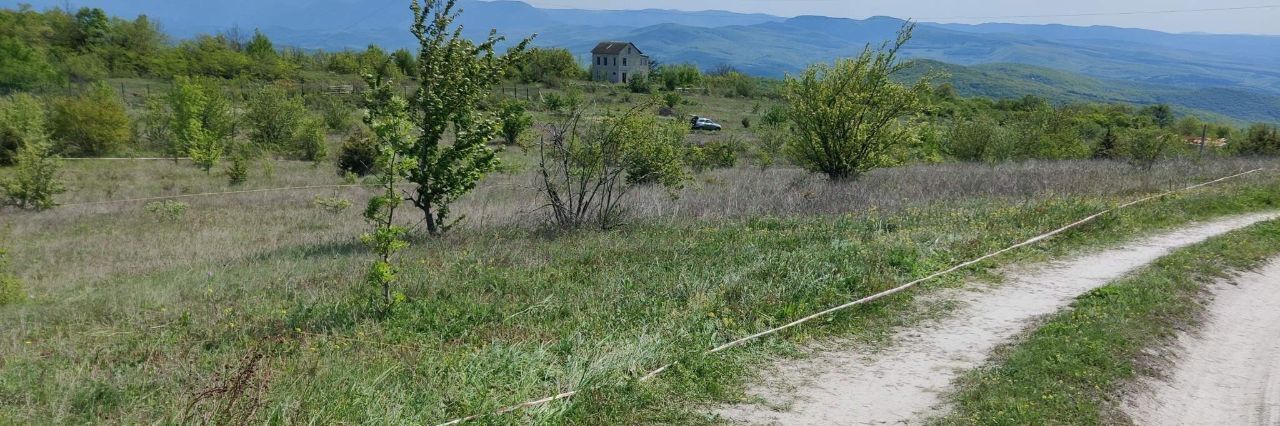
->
[3,156,1279,423]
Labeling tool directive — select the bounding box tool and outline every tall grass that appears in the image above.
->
[0,157,1277,423]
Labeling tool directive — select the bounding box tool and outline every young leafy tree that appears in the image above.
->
[404,0,530,235]
[497,99,532,146]
[360,70,416,307]
[783,22,930,180]
[168,77,233,167]
[2,141,65,211]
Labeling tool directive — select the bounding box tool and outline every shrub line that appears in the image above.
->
[430,168,1264,425]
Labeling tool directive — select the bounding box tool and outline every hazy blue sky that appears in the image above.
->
[525,0,1280,35]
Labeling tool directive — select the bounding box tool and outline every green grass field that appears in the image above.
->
[3,153,1279,423]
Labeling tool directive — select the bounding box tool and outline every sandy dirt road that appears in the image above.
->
[1124,261,1280,426]
[717,211,1280,425]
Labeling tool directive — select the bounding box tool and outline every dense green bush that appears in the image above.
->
[294,117,328,163]
[1235,124,1279,156]
[619,113,689,187]
[1119,127,1175,169]
[688,138,740,173]
[0,93,49,166]
[2,141,65,210]
[337,127,378,176]
[245,84,307,149]
[654,64,702,91]
[0,36,59,91]
[48,83,131,157]
[784,23,928,180]
[497,100,532,146]
[308,93,356,134]
[512,48,583,85]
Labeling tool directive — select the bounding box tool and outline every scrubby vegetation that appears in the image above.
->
[2,1,1280,424]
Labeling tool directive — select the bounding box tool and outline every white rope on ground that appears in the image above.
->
[432,168,1266,426]
[58,184,368,208]
[60,157,192,160]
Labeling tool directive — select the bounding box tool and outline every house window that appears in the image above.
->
[595,56,600,66]
[623,58,627,66]
[613,57,616,66]
[622,72,628,83]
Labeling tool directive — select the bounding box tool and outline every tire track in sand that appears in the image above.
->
[717,211,1280,425]
[1124,260,1280,426]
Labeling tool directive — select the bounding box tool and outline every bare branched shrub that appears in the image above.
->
[536,103,687,229]
[183,351,271,426]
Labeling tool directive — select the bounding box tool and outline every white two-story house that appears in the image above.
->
[590,41,649,84]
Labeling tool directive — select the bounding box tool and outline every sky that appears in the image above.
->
[524,0,1280,35]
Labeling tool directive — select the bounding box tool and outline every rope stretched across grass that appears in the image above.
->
[57,184,371,208]
[433,168,1265,426]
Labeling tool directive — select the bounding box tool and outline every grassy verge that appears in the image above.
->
[935,219,1280,425]
[2,164,1278,424]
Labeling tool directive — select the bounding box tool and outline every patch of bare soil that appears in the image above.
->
[717,212,1280,425]
[1123,260,1280,426]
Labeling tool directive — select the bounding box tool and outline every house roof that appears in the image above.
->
[592,41,643,55]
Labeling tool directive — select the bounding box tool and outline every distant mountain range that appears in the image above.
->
[10,0,1280,122]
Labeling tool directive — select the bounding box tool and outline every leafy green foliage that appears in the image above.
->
[360,71,416,307]
[0,35,60,90]
[512,47,582,85]
[308,93,357,134]
[0,93,49,166]
[48,83,131,157]
[1120,127,1175,170]
[2,141,65,210]
[618,113,689,187]
[403,0,530,235]
[654,64,702,91]
[497,99,532,146]
[1235,123,1280,156]
[784,23,929,180]
[168,77,233,169]
[136,95,173,154]
[687,138,740,173]
[244,84,307,149]
[294,116,328,164]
